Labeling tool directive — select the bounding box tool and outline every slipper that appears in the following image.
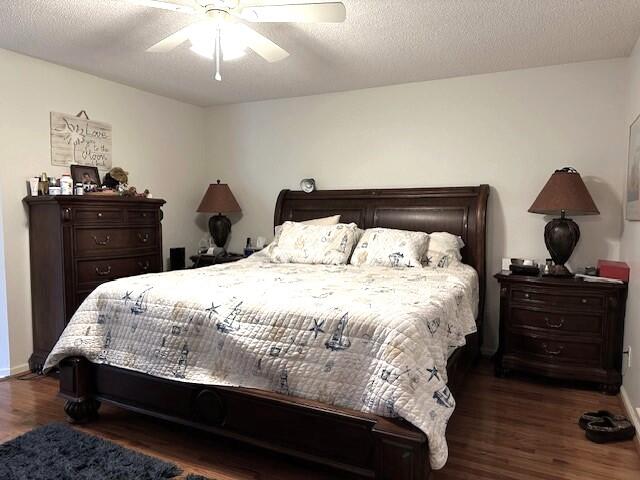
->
[585,416,636,444]
[578,410,625,430]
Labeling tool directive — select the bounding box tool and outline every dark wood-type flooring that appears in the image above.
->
[1,360,638,479]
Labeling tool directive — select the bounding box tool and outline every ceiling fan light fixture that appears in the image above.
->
[188,23,247,61]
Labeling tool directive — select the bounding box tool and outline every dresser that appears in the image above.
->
[24,195,165,372]
[495,272,627,394]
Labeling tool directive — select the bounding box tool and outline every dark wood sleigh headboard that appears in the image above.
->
[274,185,490,323]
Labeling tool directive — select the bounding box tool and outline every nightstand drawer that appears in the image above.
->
[511,288,603,311]
[510,308,602,336]
[509,334,601,365]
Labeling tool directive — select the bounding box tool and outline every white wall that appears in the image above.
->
[206,59,628,354]
[0,49,207,373]
[0,48,631,374]
[0,192,10,377]
[620,37,640,427]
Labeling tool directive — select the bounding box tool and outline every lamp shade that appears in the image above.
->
[528,168,599,216]
[197,181,241,214]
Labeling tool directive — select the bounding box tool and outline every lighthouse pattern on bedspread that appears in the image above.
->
[44,259,478,470]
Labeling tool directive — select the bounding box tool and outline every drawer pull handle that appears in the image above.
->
[137,233,150,243]
[95,266,112,276]
[542,343,563,356]
[138,261,150,272]
[92,235,111,246]
[523,293,530,299]
[581,298,588,304]
[544,317,565,329]
[97,212,103,218]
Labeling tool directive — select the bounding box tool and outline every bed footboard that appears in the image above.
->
[59,356,431,479]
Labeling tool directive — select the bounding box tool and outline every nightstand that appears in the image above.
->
[190,253,244,268]
[495,272,627,394]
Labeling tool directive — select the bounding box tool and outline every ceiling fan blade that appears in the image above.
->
[126,0,196,14]
[239,2,346,23]
[147,25,194,52]
[234,24,289,62]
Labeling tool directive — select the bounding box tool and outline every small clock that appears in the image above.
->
[300,178,316,193]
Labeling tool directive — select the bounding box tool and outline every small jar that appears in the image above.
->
[75,183,84,195]
[60,174,73,195]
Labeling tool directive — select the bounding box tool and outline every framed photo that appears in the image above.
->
[627,114,640,220]
[70,165,102,188]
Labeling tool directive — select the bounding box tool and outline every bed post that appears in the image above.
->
[59,357,100,423]
[474,184,490,355]
[373,421,430,480]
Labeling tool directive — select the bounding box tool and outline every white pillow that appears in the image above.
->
[350,228,429,268]
[264,215,341,257]
[273,214,341,237]
[423,232,464,268]
[269,222,359,265]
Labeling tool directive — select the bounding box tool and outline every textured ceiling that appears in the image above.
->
[1,0,640,106]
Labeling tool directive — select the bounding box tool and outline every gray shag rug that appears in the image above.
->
[0,423,213,480]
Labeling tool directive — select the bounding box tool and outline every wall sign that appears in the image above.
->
[50,111,112,169]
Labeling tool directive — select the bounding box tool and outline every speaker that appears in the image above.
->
[169,247,186,271]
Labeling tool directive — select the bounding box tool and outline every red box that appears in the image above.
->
[597,260,630,282]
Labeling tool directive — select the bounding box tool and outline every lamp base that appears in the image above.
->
[209,214,231,251]
[544,264,573,277]
[543,214,580,277]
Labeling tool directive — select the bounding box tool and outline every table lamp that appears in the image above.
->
[528,167,599,276]
[197,180,241,256]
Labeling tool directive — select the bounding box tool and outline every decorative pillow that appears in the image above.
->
[273,214,341,238]
[423,232,464,268]
[269,222,359,265]
[264,215,341,257]
[349,228,429,268]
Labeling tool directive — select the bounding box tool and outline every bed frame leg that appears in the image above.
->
[64,398,101,424]
[58,357,100,423]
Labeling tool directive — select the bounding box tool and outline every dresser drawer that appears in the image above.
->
[76,255,159,285]
[510,308,602,336]
[511,288,603,311]
[508,333,601,365]
[128,209,158,224]
[75,227,157,256]
[74,207,124,224]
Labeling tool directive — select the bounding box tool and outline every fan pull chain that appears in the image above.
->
[214,24,222,81]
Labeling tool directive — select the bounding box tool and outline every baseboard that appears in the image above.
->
[619,386,640,456]
[0,362,30,379]
[12,362,30,375]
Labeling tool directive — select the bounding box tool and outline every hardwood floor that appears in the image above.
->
[1,360,638,480]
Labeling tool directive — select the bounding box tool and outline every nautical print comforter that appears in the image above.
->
[44,259,478,469]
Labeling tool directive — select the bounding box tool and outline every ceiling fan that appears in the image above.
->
[127,1,346,81]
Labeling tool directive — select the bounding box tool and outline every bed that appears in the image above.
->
[50,185,489,480]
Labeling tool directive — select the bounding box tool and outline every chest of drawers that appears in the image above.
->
[24,195,165,372]
[495,272,627,394]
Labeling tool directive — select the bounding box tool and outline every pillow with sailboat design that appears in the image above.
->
[422,232,464,268]
[268,221,359,265]
[349,228,429,268]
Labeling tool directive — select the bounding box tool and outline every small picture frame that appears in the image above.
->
[70,165,102,189]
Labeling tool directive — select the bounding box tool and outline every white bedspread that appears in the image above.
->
[44,260,478,469]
